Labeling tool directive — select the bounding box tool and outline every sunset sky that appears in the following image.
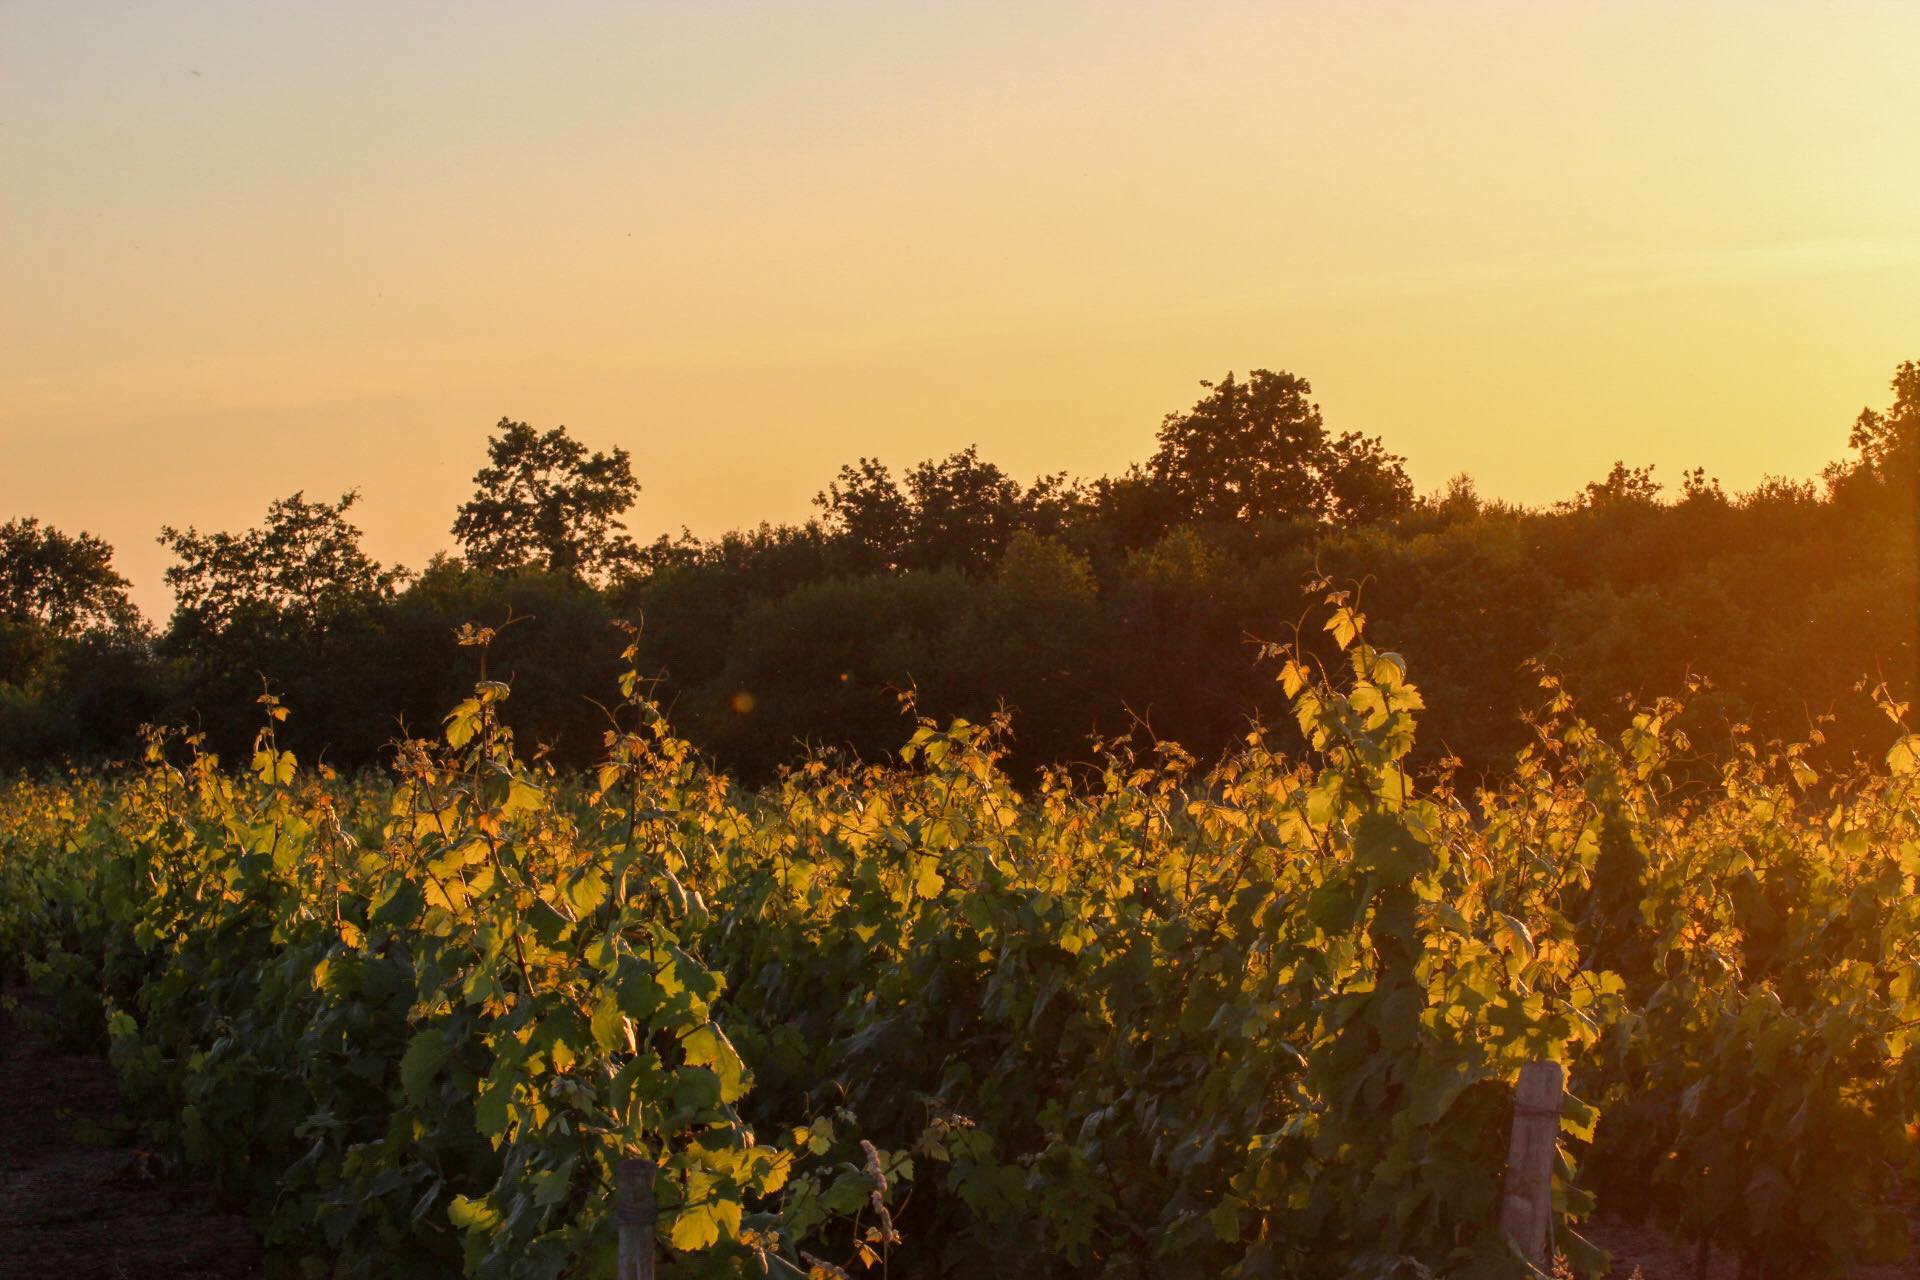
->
[4,1,1918,618]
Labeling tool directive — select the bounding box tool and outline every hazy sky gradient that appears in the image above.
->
[5,1,1918,617]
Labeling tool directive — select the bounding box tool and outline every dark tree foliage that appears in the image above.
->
[816,448,1091,574]
[960,531,1103,762]
[1086,464,1189,552]
[452,419,642,581]
[610,523,842,693]
[160,491,403,638]
[1562,461,1665,511]
[1833,359,1919,523]
[0,517,139,637]
[378,558,630,759]
[690,570,976,778]
[2,358,1912,785]
[0,519,151,760]
[899,447,1029,573]
[1849,360,1919,469]
[155,491,405,762]
[1147,369,1415,526]
[814,457,912,571]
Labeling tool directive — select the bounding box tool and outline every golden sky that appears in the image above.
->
[4,1,1918,617]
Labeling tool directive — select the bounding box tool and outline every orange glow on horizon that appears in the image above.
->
[3,1,1917,618]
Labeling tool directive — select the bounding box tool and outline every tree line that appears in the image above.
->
[2,362,1914,781]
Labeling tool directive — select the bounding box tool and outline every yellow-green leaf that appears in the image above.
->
[669,1198,741,1251]
[682,1022,750,1103]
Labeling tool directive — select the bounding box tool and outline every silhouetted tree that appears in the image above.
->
[815,457,912,571]
[1836,360,1919,493]
[614,522,841,691]
[1862,362,1918,460]
[1824,360,1920,700]
[1565,461,1664,511]
[0,517,141,691]
[4,357,1914,786]
[1020,471,1093,540]
[817,448,1088,573]
[158,491,404,758]
[963,531,1103,760]
[1088,464,1188,551]
[0,517,139,637]
[452,419,642,581]
[160,490,402,639]
[1148,370,1413,524]
[900,447,1028,572]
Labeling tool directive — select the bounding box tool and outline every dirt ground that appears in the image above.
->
[1585,1215,1920,1280]
[1583,1214,1920,1279]
[0,992,262,1280]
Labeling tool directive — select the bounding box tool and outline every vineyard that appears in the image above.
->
[2,601,1917,1279]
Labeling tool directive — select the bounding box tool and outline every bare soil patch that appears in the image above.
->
[0,991,262,1280]
[1582,1211,1919,1280]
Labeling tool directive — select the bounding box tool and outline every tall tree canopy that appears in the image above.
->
[3,356,1912,784]
[1846,359,1919,481]
[815,457,913,571]
[0,517,141,690]
[816,447,1085,573]
[1148,370,1414,524]
[1564,461,1665,511]
[0,517,138,636]
[160,490,402,637]
[899,447,1034,572]
[452,419,642,581]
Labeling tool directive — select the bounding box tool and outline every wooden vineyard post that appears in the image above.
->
[616,1157,657,1280]
[1498,1060,1565,1268]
